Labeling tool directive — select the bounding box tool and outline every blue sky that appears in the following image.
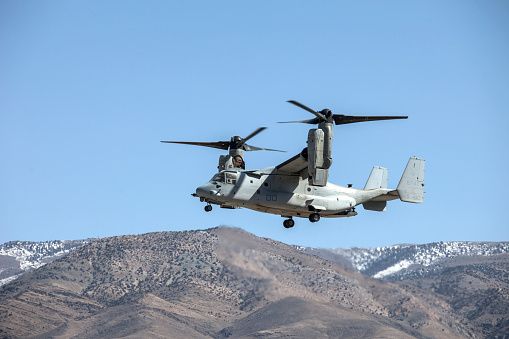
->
[1,1,508,248]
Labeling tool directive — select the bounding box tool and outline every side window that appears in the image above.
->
[226,172,237,185]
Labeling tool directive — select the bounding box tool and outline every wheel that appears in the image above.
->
[309,213,320,223]
[204,205,212,212]
[283,219,294,229]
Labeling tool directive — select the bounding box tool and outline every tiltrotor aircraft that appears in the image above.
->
[162,101,425,228]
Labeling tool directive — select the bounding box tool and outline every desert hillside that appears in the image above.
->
[0,227,506,338]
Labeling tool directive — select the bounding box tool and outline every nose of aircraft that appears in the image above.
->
[195,185,209,198]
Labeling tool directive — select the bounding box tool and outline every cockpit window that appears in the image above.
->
[210,172,238,185]
[211,173,225,183]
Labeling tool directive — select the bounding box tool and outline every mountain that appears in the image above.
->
[0,239,92,286]
[0,227,486,338]
[298,242,509,338]
[296,241,509,280]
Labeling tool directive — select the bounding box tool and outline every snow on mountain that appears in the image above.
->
[0,239,92,286]
[327,241,509,280]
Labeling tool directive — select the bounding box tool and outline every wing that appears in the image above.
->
[276,152,308,175]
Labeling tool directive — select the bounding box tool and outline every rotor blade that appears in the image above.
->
[287,100,318,115]
[160,140,230,150]
[287,100,326,121]
[277,118,321,124]
[243,144,286,152]
[242,127,267,143]
[333,115,408,125]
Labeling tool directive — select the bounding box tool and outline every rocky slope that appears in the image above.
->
[298,242,509,338]
[0,228,483,338]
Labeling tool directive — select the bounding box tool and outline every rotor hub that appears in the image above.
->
[320,109,334,123]
[230,136,243,149]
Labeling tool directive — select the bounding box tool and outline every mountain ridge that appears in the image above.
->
[0,228,507,338]
[0,227,486,338]
[296,241,509,280]
[2,235,507,287]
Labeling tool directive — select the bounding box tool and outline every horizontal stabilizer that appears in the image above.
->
[397,157,425,203]
[363,201,387,211]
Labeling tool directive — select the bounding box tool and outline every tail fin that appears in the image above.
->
[397,157,425,203]
[363,166,388,211]
[364,166,388,190]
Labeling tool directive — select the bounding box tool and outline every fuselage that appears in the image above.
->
[195,167,394,219]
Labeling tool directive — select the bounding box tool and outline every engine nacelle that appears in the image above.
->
[308,126,333,186]
[218,148,245,171]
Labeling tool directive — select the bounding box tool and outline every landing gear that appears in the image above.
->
[309,212,320,223]
[204,204,212,212]
[283,218,295,229]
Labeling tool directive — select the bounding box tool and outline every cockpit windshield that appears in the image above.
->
[210,171,238,185]
[211,173,225,183]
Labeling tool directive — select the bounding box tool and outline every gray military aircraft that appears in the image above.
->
[162,101,425,228]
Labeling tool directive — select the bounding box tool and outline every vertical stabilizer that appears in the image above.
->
[363,166,389,211]
[397,157,425,203]
[364,166,388,190]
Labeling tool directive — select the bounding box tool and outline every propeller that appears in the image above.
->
[161,127,285,152]
[282,100,408,125]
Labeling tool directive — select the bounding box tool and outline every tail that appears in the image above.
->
[364,166,388,190]
[363,166,388,211]
[396,157,425,203]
